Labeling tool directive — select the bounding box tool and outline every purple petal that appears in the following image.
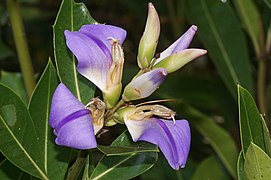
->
[80,24,127,50]
[55,114,97,149]
[65,30,111,91]
[49,83,97,149]
[122,68,167,101]
[125,118,191,170]
[156,25,197,64]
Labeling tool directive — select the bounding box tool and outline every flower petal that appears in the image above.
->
[125,118,191,170]
[49,83,97,149]
[122,68,167,101]
[156,25,197,64]
[55,114,97,149]
[80,24,127,47]
[50,83,86,128]
[65,30,111,91]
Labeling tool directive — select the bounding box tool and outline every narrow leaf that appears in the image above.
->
[0,71,27,104]
[90,153,157,180]
[0,159,33,179]
[98,131,158,156]
[28,59,71,179]
[233,0,264,55]
[0,84,48,179]
[238,85,271,156]
[53,0,95,104]
[82,154,95,180]
[184,0,253,97]
[191,156,229,180]
[98,145,158,156]
[237,151,245,180]
[90,131,157,180]
[244,142,271,179]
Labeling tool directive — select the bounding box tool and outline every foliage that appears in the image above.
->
[1,0,271,179]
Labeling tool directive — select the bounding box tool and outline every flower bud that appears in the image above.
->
[153,49,207,73]
[113,106,137,124]
[137,2,160,69]
[103,84,122,109]
[122,68,167,101]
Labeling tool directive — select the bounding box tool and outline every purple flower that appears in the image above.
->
[156,25,198,62]
[64,24,127,108]
[49,83,97,149]
[122,68,167,101]
[125,117,191,170]
[153,25,207,73]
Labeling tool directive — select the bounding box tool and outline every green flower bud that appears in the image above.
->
[103,84,122,109]
[153,49,207,73]
[113,106,137,124]
[137,2,160,69]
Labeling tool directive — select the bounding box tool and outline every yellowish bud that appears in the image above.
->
[137,2,160,69]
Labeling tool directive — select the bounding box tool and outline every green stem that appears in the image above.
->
[66,150,88,180]
[104,99,125,122]
[6,0,35,99]
[257,58,268,119]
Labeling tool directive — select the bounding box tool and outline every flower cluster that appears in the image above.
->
[49,2,206,170]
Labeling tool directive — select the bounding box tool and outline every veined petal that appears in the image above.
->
[125,118,191,170]
[153,49,207,73]
[80,24,127,47]
[49,83,97,149]
[65,30,111,91]
[122,68,167,101]
[156,25,197,64]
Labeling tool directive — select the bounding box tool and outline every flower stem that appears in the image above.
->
[6,0,35,99]
[104,99,125,122]
[257,58,267,118]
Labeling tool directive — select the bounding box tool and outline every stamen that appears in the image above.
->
[135,99,176,107]
[85,101,92,108]
[107,37,124,86]
[171,115,176,125]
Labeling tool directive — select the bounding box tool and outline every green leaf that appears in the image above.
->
[0,84,48,179]
[98,145,158,156]
[28,59,71,179]
[184,0,253,97]
[244,142,271,179]
[263,0,271,9]
[53,0,95,104]
[82,154,95,180]
[181,103,238,178]
[98,131,158,156]
[237,151,245,180]
[191,156,229,180]
[0,159,33,179]
[0,71,27,104]
[238,85,271,156]
[90,153,157,180]
[233,0,264,55]
[90,131,157,180]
